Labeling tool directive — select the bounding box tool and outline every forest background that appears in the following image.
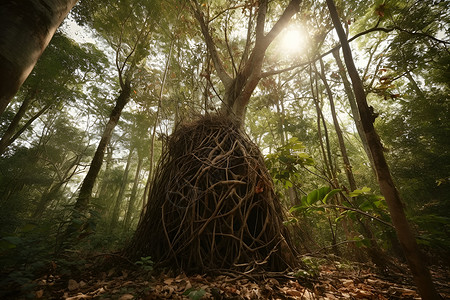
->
[0,0,448,298]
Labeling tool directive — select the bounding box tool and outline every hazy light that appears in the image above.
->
[278,26,307,56]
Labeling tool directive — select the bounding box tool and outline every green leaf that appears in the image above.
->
[359,200,373,211]
[322,189,342,203]
[283,180,293,189]
[183,288,206,300]
[289,205,305,213]
[2,236,22,245]
[349,186,371,197]
[361,186,371,193]
[306,187,330,205]
[283,217,298,225]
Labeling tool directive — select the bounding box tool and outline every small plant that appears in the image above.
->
[135,256,154,272]
[183,287,206,300]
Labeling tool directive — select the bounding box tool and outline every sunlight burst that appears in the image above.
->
[279,27,307,56]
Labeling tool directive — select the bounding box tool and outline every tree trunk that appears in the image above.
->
[332,50,374,170]
[309,64,333,180]
[96,143,114,203]
[192,0,301,123]
[0,0,78,116]
[0,89,36,155]
[74,81,131,213]
[318,58,357,191]
[124,155,143,230]
[110,147,133,230]
[326,0,439,298]
[142,39,172,209]
[319,57,387,264]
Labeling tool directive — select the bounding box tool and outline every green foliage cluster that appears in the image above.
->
[266,137,315,189]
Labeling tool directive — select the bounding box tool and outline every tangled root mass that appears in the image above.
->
[127,115,296,273]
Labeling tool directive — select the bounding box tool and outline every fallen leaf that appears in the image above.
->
[35,290,44,298]
[119,294,135,300]
[68,279,79,291]
[286,288,304,297]
[340,279,354,287]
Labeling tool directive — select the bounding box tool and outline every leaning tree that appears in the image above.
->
[126,0,302,273]
[0,0,79,117]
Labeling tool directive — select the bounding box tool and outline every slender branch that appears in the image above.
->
[190,0,232,87]
[362,40,382,82]
[115,10,133,88]
[261,62,309,78]
[263,0,301,47]
[262,24,447,78]
[322,205,394,228]
[224,13,238,75]
[9,102,52,147]
[208,4,246,24]
[121,16,152,78]
[239,7,254,71]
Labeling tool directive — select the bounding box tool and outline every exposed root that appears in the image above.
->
[126,114,297,273]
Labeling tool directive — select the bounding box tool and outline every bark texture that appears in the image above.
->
[0,0,78,116]
[326,0,439,299]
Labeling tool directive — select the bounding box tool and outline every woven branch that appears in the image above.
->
[126,114,297,273]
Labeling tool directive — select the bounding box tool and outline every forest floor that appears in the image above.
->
[30,255,450,300]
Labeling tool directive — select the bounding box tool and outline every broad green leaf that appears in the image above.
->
[306,187,330,205]
[359,200,373,211]
[361,186,371,193]
[349,186,371,197]
[322,189,342,203]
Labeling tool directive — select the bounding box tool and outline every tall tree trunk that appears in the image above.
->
[326,0,439,298]
[142,40,173,208]
[332,50,374,170]
[274,86,298,206]
[124,155,143,230]
[318,58,357,191]
[319,57,382,263]
[74,81,131,213]
[96,143,114,203]
[110,147,133,230]
[309,64,333,180]
[0,0,78,116]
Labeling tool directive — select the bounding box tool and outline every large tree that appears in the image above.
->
[71,0,159,214]
[326,0,439,298]
[0,0,79,116]
[127,0,302,274]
